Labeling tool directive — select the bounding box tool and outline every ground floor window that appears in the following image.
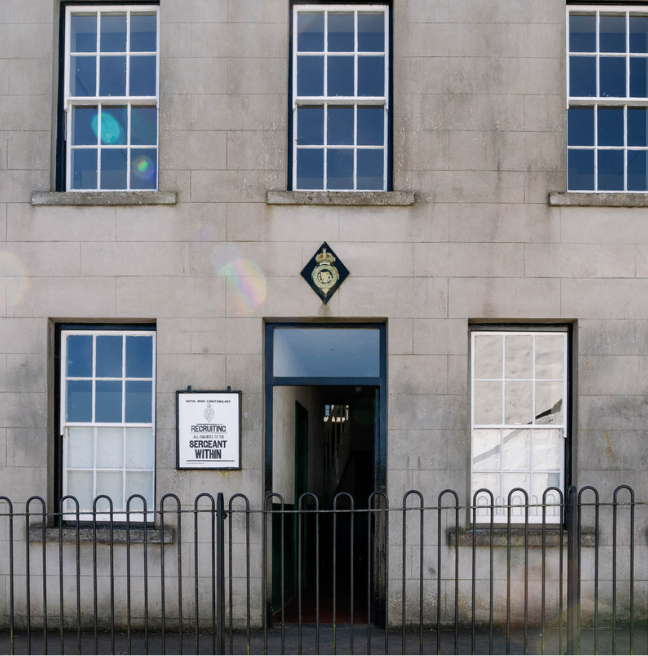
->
[60,326,156,520]
[470,327,569,523]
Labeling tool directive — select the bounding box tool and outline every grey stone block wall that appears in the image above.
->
[0,0,645,629]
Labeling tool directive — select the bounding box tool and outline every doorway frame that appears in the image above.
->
[264,321,388,499]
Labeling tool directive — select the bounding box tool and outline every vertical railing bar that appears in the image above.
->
[41,500,48,656]
[59,501,65,656]
[217,493,226,656]
[25,501,31,656]
[542,497,547,656]
[472,490,494,656]
[454,497,459,656]
[160,495,183,656]
[110,501,115,655]
[75,503,81,656]
[630,493,635,656]
[567,485,578,656]
[402,498,407,656]
[613,489,618,656]
[93,500,98,655]
[350,498,355,656]
[126,498,133,656]
[489,494,493,656]
[263,494,285,656]
[578,487,600,656]
[368,498,372,656]
[212,500,217,656]
[333,496,339,656]
[0,498,16,656]
[506,494,511,656]
[419,500,424,656]
[228,499,233,656]
[559,494,563,656]
[229,495,251,656]
[178,500,184,656]
[194,499,200,656]
[524,496,529,656]
[160,499,167,656]
[402,493,424,656]
[143,497,149,656]
[298,498,303,656]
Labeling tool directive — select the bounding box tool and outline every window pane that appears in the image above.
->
[131,14,157,53]
[125,381,153,423]
[569,14,596,52]
[358,12,385,52]
[598,149,624,191]
[473,334,502,379]
[600,57,626,97]
[67,380,92,422]
[600,14,626,53]
[95,380,122,422]
[129,56,156,96]
[99,55,126,96]
[67,427,94,468]
[535,381,563,424]
[67,335,93,377]
[502,428,531,471]
[297,106,324,145]
[630,57,648,98]
[502,474,530,514]
[505,380,532,425]
[96,427,124,468]
[568,149,594,190]
[100,14,126,52]
[357,149,384,190]
[327,56,354,96]
[327,148,353,189]
[630,15,648,53]
[96,335,122,377]
[327,106,354,145]
[296,149,324,189]
[96,472,123,512]
[532,473,561,510]
[532,430,562,471]
[72,106,98,146]
[357,107,384,145]
[358,56,384,96]
[71,14,97,53]
[505,334,532,379]
[126,335,153,377]
[297,12,324,52]
[297,56,324,96]
[568,107,594,146]
[72,149,98,190]
[628,108,648,146]
[569,56,596,97]
[273,328,380,378]
[70,56,97,96]
[100,106,127,145]
[126,472,154,510]
[473,381,502,425]
[535,335,563,379]
[100,149,128,190]
[328,12,354,52]
[598,107,624,146]
[628,150,648,191]
[130,149,157,190]
[126,428,155,469]
[131,107,158,146]
[472,473,500,507]
[66,471,94,512]
[472,429,501,471]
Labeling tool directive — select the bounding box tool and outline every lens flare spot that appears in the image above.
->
[132,155,156,181]
[217,259,267,314]
[91,112,125,145]
[0,251,30,308]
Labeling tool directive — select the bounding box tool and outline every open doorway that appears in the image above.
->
[265,324,387,626]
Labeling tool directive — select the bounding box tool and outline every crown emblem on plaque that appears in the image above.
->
[204,405,215,422]
[315,248,336,266]
[301,242,349,304]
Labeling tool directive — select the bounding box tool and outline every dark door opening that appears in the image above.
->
[272,385,379,624]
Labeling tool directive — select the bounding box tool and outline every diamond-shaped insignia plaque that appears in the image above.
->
[301,242,349,304]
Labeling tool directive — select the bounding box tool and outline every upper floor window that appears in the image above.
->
[64,5,159,192]
[568,7,648,192]
[471,329,569,523]
[292,5,390,191]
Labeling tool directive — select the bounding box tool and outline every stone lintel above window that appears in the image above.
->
[267,190,415,206]
[31,191,177,206]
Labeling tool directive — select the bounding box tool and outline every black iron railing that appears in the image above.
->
[0,486,644,655]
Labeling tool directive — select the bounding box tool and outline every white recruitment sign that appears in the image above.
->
[176,390,241,470]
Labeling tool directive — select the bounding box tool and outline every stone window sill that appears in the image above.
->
[448,527,596,547]
[549,192,648,208]
[31,191,177,207]
[267,190,416,206]
[29,525,174,544]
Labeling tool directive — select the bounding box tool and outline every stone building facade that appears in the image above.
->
[0,0,645,632]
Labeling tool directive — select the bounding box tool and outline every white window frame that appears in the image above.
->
[470,330,569,524]
[292,4,390,191]
[64,5,160,192]
[60,329,157,522]
[567,5,648,192]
